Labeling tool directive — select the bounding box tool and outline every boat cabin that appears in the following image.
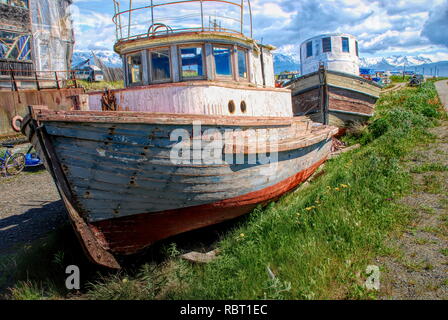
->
[300,33,360,76]
[87,0,292,118]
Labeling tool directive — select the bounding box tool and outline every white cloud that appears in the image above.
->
[71,0,448,62]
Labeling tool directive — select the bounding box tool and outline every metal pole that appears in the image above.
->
[151,0,154,29]
[113,0,118,40]
[128,0,133,39]
[240,0,244,34]
[10,67,18,92]
[72,71,78,89]
[248,0,253,38]
[55,72,60,90]
[35,70,40,91]
[117,2,123,39]
[200,0,204,31]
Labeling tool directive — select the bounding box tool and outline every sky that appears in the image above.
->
[71,0,448,62]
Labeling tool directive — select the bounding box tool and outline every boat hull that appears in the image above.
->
[92,156,326,255]
[22,108,337,268]
[288,70,382,127]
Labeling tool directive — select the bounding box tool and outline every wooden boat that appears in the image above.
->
[19,0,338,269]
[287,33,382,128]
[288,66,382,128]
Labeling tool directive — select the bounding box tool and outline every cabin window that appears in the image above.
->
[237,47,248,79]
[213,46,232,77]
[180,46,205,79]
[342,37,350,53]
[355,41,359,57]
[127,53,143,85]
[306,41,313,58]
[150,49,171,82]
[322,37,332,53]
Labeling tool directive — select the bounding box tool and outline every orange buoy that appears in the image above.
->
[11,115,23,133]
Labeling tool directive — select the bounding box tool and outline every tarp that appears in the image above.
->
[30,0,74,77]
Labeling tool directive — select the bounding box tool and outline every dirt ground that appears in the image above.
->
[376,82,448,300]
[0,167,66,256]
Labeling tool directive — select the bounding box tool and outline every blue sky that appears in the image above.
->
[71,0,448,61]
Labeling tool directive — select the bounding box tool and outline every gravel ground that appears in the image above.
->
[0,167,67,256]
[376,85,448,300]
[435,80,448,109]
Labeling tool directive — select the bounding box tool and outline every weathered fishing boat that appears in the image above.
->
[20,0,338,269]
[287,33,382,128]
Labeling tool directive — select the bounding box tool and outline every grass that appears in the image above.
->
[1,82,446,300]
[0,224,104,300]
[77,80,124,92]
[390,75,412,84]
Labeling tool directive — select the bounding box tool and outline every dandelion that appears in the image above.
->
[340,184,349,189]
[335,187,341,191]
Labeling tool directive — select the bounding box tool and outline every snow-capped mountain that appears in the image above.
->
[359,55,433,68]
[72,50,122,68]
[273,53,301,74]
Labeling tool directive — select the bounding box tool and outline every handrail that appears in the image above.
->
[0,69,79,91]
[112,0,253,42]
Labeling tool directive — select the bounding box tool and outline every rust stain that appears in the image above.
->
[93,157,327,255]
[101,90,119,111]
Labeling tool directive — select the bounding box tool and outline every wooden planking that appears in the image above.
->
[41,120,332,222]
[43,118,332,155]
[92,157,328,255]
[288,72,321,95]
[87,82,292,117]
[328,87,375,116]
[36,108,312,127]
[58,146,331,220]
[0,88,87,137]
[327,72,381,98]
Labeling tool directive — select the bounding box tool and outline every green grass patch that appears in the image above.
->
[77,80,124,92]
[390,75,411,84]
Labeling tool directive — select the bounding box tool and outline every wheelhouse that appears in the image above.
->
[112,0,275,88]
[88,1,291,118]
[121,40,255,87]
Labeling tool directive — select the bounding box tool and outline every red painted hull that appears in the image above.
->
[91,157,326,255]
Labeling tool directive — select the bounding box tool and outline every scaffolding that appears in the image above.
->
[30,0,75,74]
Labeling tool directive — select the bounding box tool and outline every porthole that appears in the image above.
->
[228,100,236,114]
[240,101,247,113]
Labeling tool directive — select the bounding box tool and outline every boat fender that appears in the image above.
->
[11,115,23,133]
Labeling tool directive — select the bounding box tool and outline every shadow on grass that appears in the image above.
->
[0,207,248,300]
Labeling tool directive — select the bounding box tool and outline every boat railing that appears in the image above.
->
[112,0,253,42]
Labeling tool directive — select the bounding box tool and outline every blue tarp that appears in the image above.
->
[360,68,376,75]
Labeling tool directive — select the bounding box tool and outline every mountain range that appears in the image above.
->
[72,49,448,77]
[273,53,448,76]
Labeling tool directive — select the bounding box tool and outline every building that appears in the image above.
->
[0,0,75,78]
[300,33,360,76]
